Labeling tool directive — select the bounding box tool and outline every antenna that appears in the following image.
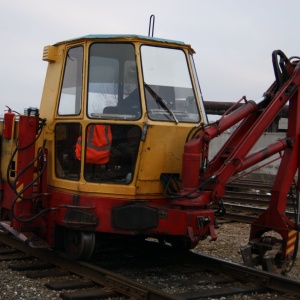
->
[148,15,155,37]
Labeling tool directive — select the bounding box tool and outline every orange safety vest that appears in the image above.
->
[75,125,112,164]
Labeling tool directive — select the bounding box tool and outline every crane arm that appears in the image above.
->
[176,50,300,272]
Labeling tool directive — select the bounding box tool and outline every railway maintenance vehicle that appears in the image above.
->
[0,32,299,273]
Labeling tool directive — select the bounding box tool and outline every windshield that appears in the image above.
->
[141,45,200,123]
[87,43,141,120]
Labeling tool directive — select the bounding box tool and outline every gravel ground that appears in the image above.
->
[0,261,63,300]
[0,222,299,299]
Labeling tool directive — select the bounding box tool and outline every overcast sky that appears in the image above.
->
[0,0,299,115]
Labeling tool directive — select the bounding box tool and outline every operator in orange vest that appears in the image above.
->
[75,124,112,164]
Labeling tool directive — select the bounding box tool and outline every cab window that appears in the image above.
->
[87,43,141,120]
[141,45,200,123]
[80,124,141,183]
[55,123,81,180]
[58,46,83,115]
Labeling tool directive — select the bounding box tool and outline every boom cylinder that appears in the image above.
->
[206,100,258,140]
[181,138,203,190]
[235,138,288,173]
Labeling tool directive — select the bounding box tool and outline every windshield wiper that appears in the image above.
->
[144,82,179,124]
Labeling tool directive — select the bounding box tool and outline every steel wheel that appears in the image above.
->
[64,229,95,260]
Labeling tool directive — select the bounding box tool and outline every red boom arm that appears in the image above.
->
[178,50,300,272]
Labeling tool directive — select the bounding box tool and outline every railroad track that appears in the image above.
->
[0,233,175,300]
[0,232,299,299]
[220,179,298,223]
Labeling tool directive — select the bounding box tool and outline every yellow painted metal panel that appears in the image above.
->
[136,123,195,195]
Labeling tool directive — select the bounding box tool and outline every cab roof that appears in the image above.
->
[53,34,195,53]
[55,34,185,45]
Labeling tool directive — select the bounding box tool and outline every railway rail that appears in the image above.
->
[0,232,299,299]
[220,178,299,223]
